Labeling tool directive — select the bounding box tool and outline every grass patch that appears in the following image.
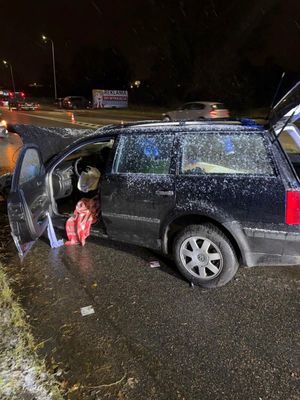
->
[0,263,63,400]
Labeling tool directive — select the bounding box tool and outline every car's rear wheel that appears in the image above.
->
[173,224,239,288]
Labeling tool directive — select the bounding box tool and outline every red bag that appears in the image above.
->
[65,197,99,246]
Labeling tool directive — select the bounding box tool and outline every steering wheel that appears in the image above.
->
[74,157,83,177]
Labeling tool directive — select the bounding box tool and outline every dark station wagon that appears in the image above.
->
[6,83,300,288]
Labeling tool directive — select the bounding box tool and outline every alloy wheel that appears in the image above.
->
[179,236,223,280]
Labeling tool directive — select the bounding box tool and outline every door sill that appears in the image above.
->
[52,216,108,239]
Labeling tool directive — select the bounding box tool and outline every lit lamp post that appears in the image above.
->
[42,34,57,100]
[3,60,16,93]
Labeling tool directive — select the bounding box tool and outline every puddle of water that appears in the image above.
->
[0,133,22,175]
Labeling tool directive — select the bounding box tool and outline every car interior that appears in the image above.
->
[279,130,300,178]
[50,140,114,220]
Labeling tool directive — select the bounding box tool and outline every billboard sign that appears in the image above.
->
[93,89,128,109]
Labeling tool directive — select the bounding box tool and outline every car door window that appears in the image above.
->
[181,132,274,175]
[113,134,174,174]
[19,148,43,185]
[190,103,204,110]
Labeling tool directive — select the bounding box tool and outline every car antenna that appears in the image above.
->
[267,71,286,121]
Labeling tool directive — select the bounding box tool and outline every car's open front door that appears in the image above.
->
[7,144,50,258]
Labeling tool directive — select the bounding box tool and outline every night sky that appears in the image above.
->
[0,0,299,101]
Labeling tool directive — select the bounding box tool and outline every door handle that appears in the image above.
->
[155,190,174,196]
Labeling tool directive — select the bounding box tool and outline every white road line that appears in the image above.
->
[14,112,103,129]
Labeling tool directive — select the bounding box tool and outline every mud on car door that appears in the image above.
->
[7,144,50,258]
[101,133,176,249]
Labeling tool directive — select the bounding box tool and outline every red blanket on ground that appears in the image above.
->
[65,197,100,246]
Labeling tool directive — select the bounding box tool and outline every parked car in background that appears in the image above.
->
[163,101,230,121]
[54,97,64,108]
[62,96,91,109]
[0,91,11,107]
[9,99,39,111]
[0,91,26,107]
[5,81,300,289]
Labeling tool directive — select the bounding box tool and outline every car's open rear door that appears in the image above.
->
[270,81,300,129]
[7,144,50,258]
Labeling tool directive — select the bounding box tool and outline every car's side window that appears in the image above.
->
[113,134,174,175]
[181,132,274,175]
[190,103,204,110]
[19,148,42,185]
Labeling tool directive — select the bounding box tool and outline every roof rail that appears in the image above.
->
[95,118,263,132]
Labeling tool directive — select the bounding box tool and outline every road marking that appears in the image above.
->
[14,112,104,129]
[2,108,157,129]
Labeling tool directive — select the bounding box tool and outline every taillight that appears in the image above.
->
[286,191,300,224]
[210,110,217,118]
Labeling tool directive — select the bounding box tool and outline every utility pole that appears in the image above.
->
[42,34,57,99]
[3,60,16,93]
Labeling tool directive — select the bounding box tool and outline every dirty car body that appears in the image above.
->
[6,83,300,287]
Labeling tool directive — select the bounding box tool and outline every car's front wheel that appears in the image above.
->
[173,224,239,288]
[163,115,171,122]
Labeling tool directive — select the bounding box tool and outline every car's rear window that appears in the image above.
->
[211,103,225,110]
[181,132,274,175]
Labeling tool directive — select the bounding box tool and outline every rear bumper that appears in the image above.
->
[242,227,300,267]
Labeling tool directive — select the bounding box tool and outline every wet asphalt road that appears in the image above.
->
[0,110,300,399]
[0,106,160,131]
[1,208,300,400]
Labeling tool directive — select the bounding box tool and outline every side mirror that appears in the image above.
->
[0,126,7,138]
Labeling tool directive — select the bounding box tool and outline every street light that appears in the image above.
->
[42,34,57,99]
[3,60,16,93]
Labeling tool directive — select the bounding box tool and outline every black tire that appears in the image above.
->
[173,224,239,288]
